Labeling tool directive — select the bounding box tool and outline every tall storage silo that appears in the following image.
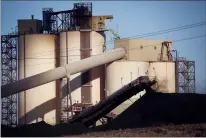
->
[59,31,81,120]
[90,31,105,103]
[18,34,59,125]
[59,30,105,119]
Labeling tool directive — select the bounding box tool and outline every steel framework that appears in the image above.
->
[42,2,92,34]
[1,34,18,127]
[42,2,93,122]
[176,57,195,93]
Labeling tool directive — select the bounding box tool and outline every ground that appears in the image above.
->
[2,92,206,137]
[71,123,206,137]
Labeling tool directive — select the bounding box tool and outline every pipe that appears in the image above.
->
[1,48,125,98]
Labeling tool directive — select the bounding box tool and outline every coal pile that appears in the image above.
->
[2,121,54,137]
[74,123,206,137]
[96,90,206,131]
[54,123,91,136]
[1,121,90,137]
[2,90,206,137]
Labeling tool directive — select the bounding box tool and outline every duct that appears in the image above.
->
[1,48,125,98]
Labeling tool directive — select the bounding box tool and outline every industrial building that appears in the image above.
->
[1,2,195,127]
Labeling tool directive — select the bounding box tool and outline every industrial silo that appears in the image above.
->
[90,31,106,103]
[59,30,105,119]
[60,31,82,117]
[148,62,176,93]
[18,34,59,125]
[105,61,149,115]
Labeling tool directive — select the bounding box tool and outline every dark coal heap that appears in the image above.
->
[2,90,206,137]
[96,90,206,131]
[1,121,90,137]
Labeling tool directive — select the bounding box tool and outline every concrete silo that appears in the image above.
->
[105,61,149,115]
[90,31,106,103]
[106,38,176,115]
[148,62,176,93]
[59,31,106,119]
[18,34,59,125]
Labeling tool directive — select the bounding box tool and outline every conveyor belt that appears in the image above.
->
[69,76,156,126]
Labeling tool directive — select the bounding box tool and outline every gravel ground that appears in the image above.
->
[71,123,206,137]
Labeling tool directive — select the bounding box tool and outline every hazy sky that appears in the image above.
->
[1,1,206,93]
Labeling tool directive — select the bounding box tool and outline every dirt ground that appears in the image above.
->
[72,123,206,137]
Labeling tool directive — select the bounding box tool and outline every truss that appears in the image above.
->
[42,2,92,34]
[1,35,18,127]
[176,57,195,93]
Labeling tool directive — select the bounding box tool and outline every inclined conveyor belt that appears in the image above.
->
[69,76,156,126]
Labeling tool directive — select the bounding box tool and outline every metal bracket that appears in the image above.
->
[63,66,70,78]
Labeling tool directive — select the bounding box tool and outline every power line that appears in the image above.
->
[17,34,206,63]
[30,21,206,57]
[18,34,206,60]
[105,22,206,45]
[22,21,206,58]
[129,34,206,50]
[106,21,205,41]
